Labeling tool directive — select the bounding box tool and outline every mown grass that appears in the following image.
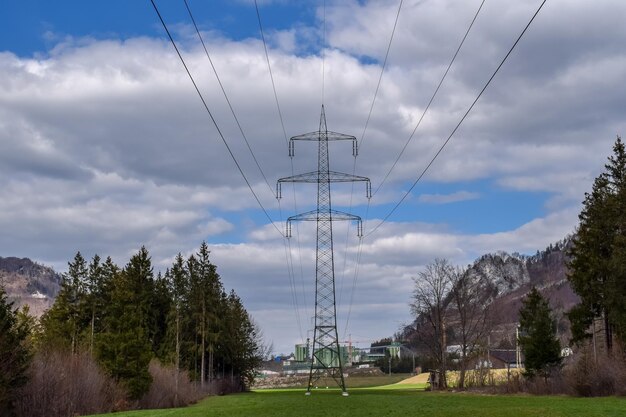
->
[88,388,626,417]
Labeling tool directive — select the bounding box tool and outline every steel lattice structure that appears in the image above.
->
[277,106,370,395]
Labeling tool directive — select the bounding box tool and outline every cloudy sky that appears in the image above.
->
[1,0,625,354]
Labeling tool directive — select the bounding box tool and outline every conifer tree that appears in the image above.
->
[97,247,153,400]
[568,136,626,349]
[0,285,31,416]
[85,254,104,354]
[196,241,221,385]
[41,251,89,352]
[518,287,561,379]
[219,290,262,388]
[166,255,187,369]
[150,271,171,357]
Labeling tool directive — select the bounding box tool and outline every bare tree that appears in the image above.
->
[450,268,492,389]
[411,258,454,389]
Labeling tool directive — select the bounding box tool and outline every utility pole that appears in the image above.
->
[515,325,520,369]
[348,334,353,367]
[487,334,491,369]
[278,106,370,396]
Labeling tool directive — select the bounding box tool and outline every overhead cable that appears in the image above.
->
[365,0,548,238]
[254,0,309,334]
[373,0,486,197]
[149,0,285,238]
[183,0,276,198]
[338,0,403,318]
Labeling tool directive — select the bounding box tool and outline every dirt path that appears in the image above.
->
[395,373,430,385]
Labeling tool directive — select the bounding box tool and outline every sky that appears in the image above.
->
[1,0,625,354]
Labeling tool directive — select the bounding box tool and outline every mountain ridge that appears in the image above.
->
[0,256,62,316]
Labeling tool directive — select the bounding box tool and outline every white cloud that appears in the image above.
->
[1,0,624,353]
[418,191,480,204]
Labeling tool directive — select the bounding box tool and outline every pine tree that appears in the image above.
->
[97,247,153,400]
[568,136,626,350]
[162,260,183,404]
[166,255,187,370]
[85,254,103,354]
[196,242,221,386]
[40,251,89,352]
[607,138,626,341]
[221,290,262,388]
[518,287,562,379]
[0,285,31,416]
[150,271,171,357]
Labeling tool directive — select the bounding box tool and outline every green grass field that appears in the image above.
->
[88,386,626,417]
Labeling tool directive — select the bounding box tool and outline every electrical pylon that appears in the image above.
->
[277,106,371,396]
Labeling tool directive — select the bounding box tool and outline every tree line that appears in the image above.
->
[1,242,264,415]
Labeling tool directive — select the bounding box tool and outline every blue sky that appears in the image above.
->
[1,0,625,353]
[1,1,317,56]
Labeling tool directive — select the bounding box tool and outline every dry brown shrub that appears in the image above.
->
[14,353,245,415]
[138,361,243,409]
[14,350,125,417]
[565,346,626,397]
[138,361,205,409]
[490,344,626,396]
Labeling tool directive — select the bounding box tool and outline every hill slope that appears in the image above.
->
[0,256,62,316]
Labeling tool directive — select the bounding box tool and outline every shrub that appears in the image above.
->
[565,346,626,397]
[139,361,205,409]
[14,350,125,417]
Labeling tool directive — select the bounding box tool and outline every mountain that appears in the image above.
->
[464,237,578,344]
[0,256,62,316]
[404,237,580,349]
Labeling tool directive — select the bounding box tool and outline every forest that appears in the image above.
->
[0,242,264,417]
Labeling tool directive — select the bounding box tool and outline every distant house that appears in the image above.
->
[468,349,522,370]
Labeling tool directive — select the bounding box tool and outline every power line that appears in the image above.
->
[183,0,276,198]
[343,205,369,338]
[182,0,306,341]
[254,0,289,145]
[338,0,403,318]
[149,0,285,238]
[365,0,548,238]
[342,0,483,336]
[359,0,403,148]
[373,0,486,197]
[283,231,305,343]
[253,0,309,335]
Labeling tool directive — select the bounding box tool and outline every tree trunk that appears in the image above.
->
[209,347,213,383]
[201,300,206,387]
[604,310,613,354]
[175,311,180,405]
[459,347,466,389]
[440,318,447,389]
[90,308,95,355]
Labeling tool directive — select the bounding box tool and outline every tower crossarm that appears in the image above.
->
[289,131,359,157]
[277,171,371,199]
[286,209,363,237]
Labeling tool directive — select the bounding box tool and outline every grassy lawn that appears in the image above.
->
[88,388,626,417]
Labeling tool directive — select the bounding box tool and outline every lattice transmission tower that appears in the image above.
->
[277,106,371,396]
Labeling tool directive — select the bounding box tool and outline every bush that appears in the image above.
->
[14,350,125,417]
[139,361,205,409]
[14,351,245,415]
[138,361,244,409]
[565,346,626,397]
